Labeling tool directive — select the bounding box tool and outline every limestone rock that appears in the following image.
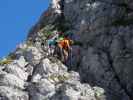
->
[4,63,28,81]
[24,47,43,65]
[1,0,133,100]
[0,73,26,89]
[0,86,29,100]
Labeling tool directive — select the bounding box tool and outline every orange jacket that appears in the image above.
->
[58,38,71,51]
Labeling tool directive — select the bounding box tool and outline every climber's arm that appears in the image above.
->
[66,40,72,50]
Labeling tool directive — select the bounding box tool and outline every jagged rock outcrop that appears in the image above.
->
[1,0,133,100]
[0,43,105,100]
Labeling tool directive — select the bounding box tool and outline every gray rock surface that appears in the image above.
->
[1,0,133,100]
[0,86,29,100]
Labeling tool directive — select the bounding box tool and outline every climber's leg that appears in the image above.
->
[53,45,60,58]
[63,49,68,64]
[60,48,65,62]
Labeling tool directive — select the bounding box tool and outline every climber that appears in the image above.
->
[53,36,64,58]
[47,39,56,56]
[47,31,60,56]
[56,34,73,64]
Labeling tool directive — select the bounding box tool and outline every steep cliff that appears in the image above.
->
[0,0,133,100]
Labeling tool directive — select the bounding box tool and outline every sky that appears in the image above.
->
[0,0,50,58]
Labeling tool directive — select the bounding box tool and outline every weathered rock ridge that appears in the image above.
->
[1,0,133,100]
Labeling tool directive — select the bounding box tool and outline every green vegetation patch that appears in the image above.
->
[0,59,13,66]
[0,53,16,66]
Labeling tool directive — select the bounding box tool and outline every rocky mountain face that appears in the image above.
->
[1,0,133,100]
